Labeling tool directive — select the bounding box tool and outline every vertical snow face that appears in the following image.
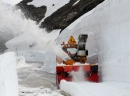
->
[0,52,18,96]
[0,2,69,62]
[58,0,130,82]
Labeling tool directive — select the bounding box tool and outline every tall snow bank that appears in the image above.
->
[57,0,130,82]
[0,52,18,96]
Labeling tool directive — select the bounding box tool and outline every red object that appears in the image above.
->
[56,64,98,84]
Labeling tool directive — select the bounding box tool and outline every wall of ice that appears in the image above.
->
[0,52,18,96]
[57,0,130,82]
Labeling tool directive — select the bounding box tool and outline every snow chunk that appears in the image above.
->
[0,52,18,96]
[60,80,89,96]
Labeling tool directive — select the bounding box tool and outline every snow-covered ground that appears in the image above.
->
[61,80,130,96]
[1,0,130,96]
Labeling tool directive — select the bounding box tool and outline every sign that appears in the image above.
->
[68,36,76,44]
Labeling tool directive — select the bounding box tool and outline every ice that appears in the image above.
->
[0,52,18,96]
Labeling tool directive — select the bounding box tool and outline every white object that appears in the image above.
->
[0,52,18,96]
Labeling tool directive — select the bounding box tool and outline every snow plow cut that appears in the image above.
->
[56,34,98,85]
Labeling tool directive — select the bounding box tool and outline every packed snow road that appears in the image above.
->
[17,62,56,90]
[17,62,64,96]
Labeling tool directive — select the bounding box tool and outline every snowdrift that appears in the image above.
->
[0,52,18,96]
[59,1,130,96]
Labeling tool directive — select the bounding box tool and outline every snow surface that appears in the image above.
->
[57,0,130,95]
[0,52,18,96]
[61,80,130,96]
[0,0,22,5]
[1,0,130,96]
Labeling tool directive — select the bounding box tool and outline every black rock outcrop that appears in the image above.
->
[16,0,46,23]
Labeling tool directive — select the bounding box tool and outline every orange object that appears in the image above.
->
[63,59,75,65]
[68,36,76,44]
[56,34,98,87]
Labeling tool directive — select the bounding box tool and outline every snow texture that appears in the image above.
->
[0,0,22,5]
[58,0,130,95]
[60,80,88,96]
[1,0,130,96]
[0,52,18,96]
[57,0,130,83]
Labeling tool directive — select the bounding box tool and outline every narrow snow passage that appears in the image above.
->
[17,63,56,90]
[17,62,65,96]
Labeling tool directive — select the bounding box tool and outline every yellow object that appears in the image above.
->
[68,36,76,44]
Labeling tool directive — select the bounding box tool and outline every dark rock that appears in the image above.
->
[16,0,47,23]
[16,0,104,32]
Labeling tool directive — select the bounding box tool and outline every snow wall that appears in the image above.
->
[0,52,18,96]
[57,0,130,82]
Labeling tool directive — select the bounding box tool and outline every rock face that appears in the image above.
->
[16,0,46,23]
[41,0,104,32]
[17,0,104,32]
